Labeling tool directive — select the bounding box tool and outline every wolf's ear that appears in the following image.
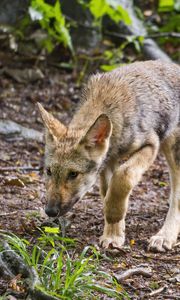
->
[80,114,112,149]
[37,102,66,143]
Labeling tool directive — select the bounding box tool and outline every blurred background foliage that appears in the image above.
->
[0,0,179,75]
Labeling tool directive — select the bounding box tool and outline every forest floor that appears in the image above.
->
[0,52,180,299]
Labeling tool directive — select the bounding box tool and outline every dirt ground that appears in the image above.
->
[0,57,180,299]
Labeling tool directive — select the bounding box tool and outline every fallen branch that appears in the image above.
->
[0,254,14,279]
[115,267,152,282]
[2,242,31,278]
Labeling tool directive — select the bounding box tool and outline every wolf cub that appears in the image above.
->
[38,60,180,252]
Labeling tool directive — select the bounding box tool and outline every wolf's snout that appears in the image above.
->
[45,205,59,217]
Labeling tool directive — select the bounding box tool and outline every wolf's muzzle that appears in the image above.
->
[45,197,80,217]
[45,205,59,217]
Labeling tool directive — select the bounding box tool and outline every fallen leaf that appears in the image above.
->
[4,177,25,187]
[130,239,135,246]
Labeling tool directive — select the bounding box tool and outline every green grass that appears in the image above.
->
[0,228,129,299]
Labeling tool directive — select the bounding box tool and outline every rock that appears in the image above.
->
[61,0,101,51]
[0,120,43,142]
[0,0,29,25]
[3,68,44,83]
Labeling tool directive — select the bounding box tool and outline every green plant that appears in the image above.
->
[29,0,73,53]
[11,0,132,62]
[89,0,131,26]
[1,229,129,299]
[100,35,144,71]
[158,0,175,12]
[78,0,131,29]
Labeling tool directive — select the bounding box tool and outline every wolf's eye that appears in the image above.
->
[68,171,78,180]
[46,167,52,176]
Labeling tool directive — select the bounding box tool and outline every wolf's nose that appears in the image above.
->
[45,205,59,217]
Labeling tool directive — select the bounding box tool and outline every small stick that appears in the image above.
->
[134,253,180,262]
[149,286,167,297]
[115,267,152,282]
[105,30,180,40]
[0,166,41,172]
[163,296,180,299]
[0,211,18,217]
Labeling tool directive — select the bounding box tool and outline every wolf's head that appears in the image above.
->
[37,103,112,217]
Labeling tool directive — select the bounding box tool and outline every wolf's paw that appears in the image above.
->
[99,234,125,249]
[148,232,177,252]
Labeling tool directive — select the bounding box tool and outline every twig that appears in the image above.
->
[149,286,167,297]
[105,30,180,40]
[163,295,180,299]
[64,14,95,30]
[0,166,41,173]
[144,254,180,262]
[105,30,134,39]
[148,32,180,39]
[106,245,127,256]
[0,211,18,217]
[115,267,152,282]
[133,253,180,262]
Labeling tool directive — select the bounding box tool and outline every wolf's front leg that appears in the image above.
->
[100,135,159,249]
[99,161,125,248]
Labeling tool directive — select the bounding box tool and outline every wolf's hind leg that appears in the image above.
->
[149,130,180,252]
[100,134,159,249]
